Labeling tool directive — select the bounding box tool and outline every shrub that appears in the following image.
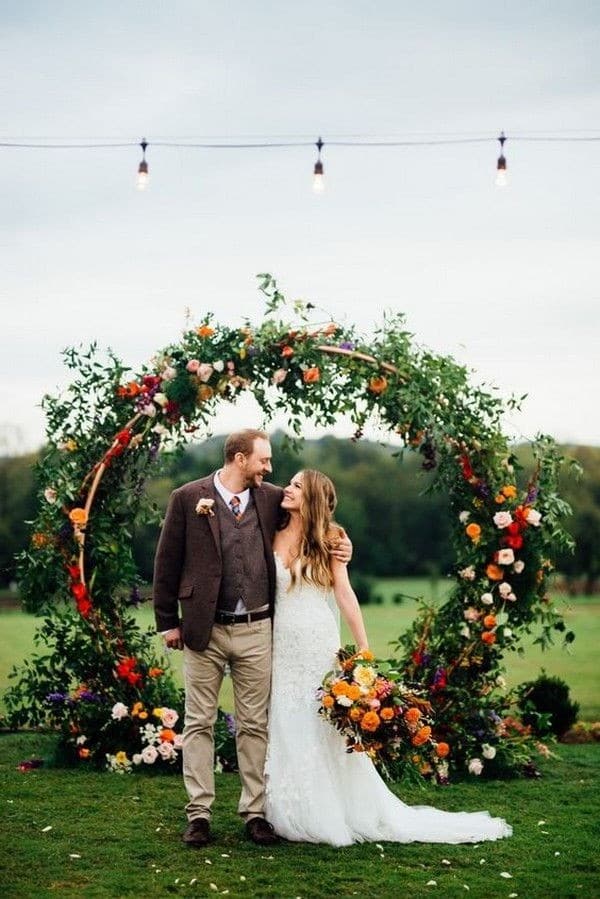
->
[518,671,580,737]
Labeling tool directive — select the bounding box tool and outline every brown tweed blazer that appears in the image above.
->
[153,474,283,651]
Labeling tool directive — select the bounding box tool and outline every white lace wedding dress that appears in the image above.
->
[264,554,512,846]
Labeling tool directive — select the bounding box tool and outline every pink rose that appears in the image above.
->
[498,581,512,598]
[161,708,179,728]
[197,363,214,382]
[468,758,483,775]
[141,745,158,764]
[186,359,200,373]
[526,508,542,527]
[513,560,525,574]
[272,368,288,385]
[463,607,480,622]
[369,699,381,710]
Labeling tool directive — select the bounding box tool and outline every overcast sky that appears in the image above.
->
[1,1,599,454]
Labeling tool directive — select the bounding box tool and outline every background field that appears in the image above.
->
[2,579,597,720]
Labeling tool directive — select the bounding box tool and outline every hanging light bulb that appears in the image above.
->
[495,132,508,187]
[313,137,324,193]
[137,139,149,190]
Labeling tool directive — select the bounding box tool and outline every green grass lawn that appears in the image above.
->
[2,580,598,720]
[0,731,598,898]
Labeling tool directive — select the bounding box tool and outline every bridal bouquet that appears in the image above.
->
[318,646,450,781]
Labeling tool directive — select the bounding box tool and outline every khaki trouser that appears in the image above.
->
[182,618,272,822]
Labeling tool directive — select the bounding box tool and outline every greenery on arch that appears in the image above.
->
[5,274,575,779]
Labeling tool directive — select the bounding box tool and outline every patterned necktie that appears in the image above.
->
[229,495,242,521]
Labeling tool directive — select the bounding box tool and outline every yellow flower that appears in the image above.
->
[153,707,164,718]
[502,485,517,498]
[115,751,129,765]
[353,664,377,687]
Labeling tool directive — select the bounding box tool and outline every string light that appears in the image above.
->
[136,139,149,191]
[313,137,324,193]
[495,132,508,188]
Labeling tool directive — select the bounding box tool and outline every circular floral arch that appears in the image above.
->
[8,275,573,778]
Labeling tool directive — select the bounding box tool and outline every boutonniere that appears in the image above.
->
[195,497,215,517]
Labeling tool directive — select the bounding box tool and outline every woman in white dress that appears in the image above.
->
[264,469,512,847]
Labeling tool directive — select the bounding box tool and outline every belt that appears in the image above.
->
[214,609,271,625]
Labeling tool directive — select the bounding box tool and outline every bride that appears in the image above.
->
[264,469,512,846]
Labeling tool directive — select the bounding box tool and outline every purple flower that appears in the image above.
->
[526,486,539,504]
[77,690,101,703]
[46,692,68,703]
[474,480,491,498]
[224,713,237,736]
[339,341,355,351]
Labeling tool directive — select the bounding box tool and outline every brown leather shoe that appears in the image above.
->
[182,818,211,847]
[245,816,280,845]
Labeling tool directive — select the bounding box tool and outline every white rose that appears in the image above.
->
[153,392,168,408]
[151,423,169,436]
[459,511,470,524]
[467,758,484,775]
[526,508,542,527]
[482,743,497,760]
[213,360,225,373]
[353,665,377,687]
[493,511,513,529]
[459,566,476,581]
[111,702,129,720]
[132,753,143,765]
[498,581,512,598]
[140,403,156,418]
[497,549,515,566]
[76,735,87,745]
[141,745,158,764]
[481,592,494,605]
[507,592,517,602]
[504,627,513,637]
[513,560,525,574]
[161,365,177,381]
[272,368,288,385]
[44,487,58,504]
[336,695,353,707]
[161,708,179,728]
[460,624,471,638]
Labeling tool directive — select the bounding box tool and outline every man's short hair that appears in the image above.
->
[224,429,270,462]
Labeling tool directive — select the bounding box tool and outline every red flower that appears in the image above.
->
[76,595,93,618]
[71,582,88,601]
[460,455,474,480]
[504,534,524,549]
[67,564,81,581]
[281,345,294,358]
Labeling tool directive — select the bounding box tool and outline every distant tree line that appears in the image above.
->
[1,435,598,591]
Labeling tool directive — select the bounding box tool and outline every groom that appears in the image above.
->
[153,428,349,848]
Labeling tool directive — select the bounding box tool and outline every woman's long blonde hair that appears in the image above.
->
[288,469,342,589]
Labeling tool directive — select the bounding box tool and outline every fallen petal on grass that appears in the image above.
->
[426,880,437,887]
[537,820,546,826]
[41,826,52,832]
[500,872,513,879]
[442,859,451,865]
[69,854,81,859]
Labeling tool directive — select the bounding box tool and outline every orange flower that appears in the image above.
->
[331,680,349,696]
[303,366,320,384]
[466,522,481,541]
[347,684,362,701]
[322,694,334,709]
[380,707,394,721]
[486,563,503,581]
[349,707,363,721]
[131,701,144,716]
[357,649,374,661]
[494,494,506,504]
[412,725,432,746]
[149,667,163,678]
[360,711,381,732]
[159,728,176,743]
[69,507,88,527]
[138,711,148,720]
[483,614,497,629]
[197,385,214,403]
[435,742,450,758]
[368,375,388,395]
[502,485,518,499]
[32,532,49,548]
[404,707,421,725]
[281,345,294,358]
[482,630,497,645]
[78,747,91,759]
[197,325,215,338]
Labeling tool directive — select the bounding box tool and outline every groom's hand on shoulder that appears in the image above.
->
[330,527,352,565]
